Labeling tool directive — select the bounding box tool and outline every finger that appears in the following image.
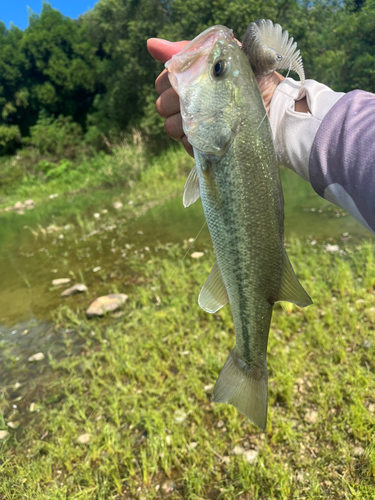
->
[147,39,190,64]
[256,72,284,111]
[164,113,184,141]
[182,136,194,157]
[155,70,171,95]
[156,86,181,118]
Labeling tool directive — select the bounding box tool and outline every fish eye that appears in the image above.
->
[213,60,227,78]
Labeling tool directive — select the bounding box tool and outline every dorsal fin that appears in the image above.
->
[198,260,229,313]
[183,165,200,207]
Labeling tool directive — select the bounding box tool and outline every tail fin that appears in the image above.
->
[211,349,268,431]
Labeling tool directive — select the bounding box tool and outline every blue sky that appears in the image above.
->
[0,0,99,30]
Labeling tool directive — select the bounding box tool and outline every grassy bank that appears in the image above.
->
[0,137,193,210]
[1,233,375,498]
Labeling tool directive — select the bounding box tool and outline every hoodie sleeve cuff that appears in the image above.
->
[268,77,345,182]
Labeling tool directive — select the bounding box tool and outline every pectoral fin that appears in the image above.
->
[276,247,312,307]
[183,166,200,208]
[198,260,229,313]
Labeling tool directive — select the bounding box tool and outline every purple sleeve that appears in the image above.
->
[309,90,375,234]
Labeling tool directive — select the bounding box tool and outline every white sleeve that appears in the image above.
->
[268,78,345,181]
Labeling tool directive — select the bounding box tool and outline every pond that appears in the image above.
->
[0,167,371,328]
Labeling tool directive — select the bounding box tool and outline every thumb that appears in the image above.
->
[147,38,190,64]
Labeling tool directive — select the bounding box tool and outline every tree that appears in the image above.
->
[0,3,100,142]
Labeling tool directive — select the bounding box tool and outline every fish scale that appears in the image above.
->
[166,24,311,430]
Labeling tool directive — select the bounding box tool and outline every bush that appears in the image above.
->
[28,111,84,156]
[0,155,24,194]
[45,159,73,179]
[0,125,21,155]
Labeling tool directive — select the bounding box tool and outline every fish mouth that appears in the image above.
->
[165,25,235,93]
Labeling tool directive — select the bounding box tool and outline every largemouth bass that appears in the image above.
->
[166,22,311,431]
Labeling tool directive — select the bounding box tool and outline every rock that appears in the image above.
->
[14,382,21,390]
[217,420,224,429]
[243,449,258,463]
[204,384,213,392]
[296,472,304,482]
[24,199,35,209]
[28,352,45,362]
[191,252,204,259]
[0,431,9,440]
[14,201,24,210]
[86,294,128,318]
[113,201,123,209]
[325,244,339,253]
[86,230,98,238]
[160,479,175,495]
[231,445,245,456]
[77,433,90,444]
[49,193,59,199]
[304,410,318,424]
[92,266,101,273]
[173,409,187,423]
[61,284,88,297]
[7,422,19,429]
[354,446,364,457]
[52,278,71,286]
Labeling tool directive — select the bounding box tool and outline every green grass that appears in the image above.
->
[0,136,192,209]
[1,235,375,499]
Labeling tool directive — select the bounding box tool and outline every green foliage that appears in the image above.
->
[0,135,193,203]
[0,154,24,194]
[0,124,21,154]
[0,0,375,156]
[28,111,84,156]
[0,3,99,142]
[83,0,168,136]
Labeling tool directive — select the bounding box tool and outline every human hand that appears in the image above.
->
[147,39,193,157]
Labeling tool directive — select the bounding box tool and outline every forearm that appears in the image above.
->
[269,79,375,234]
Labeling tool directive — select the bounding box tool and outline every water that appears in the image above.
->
[0,168,372,327]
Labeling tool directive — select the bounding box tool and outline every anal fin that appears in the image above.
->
[198,260,228,313]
